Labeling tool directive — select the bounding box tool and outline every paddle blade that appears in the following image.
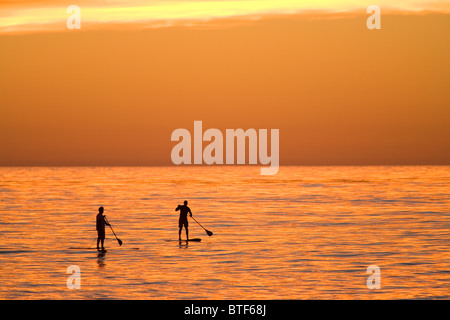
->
[117,238,123,246]
[206,230,213,236]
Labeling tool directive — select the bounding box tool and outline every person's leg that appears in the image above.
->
[178,227,182,241]
[185,225,189,240]
[98,229,105,250]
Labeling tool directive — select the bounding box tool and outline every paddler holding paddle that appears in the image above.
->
[96,206,110,251]
[176,200,193,241]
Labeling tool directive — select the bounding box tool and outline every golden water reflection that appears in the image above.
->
[0,166,448,299]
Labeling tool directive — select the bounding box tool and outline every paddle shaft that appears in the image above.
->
[190,216,205,231]
[104,216,122,245]
[190,216,213,236]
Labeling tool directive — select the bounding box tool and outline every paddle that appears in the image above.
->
[104,216,123,246]
[190,216,213,236]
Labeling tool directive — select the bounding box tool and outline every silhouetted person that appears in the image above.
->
[96,206,110,250]
[176,200,192,241]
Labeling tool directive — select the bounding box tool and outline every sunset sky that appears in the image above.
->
[1,0,449,165]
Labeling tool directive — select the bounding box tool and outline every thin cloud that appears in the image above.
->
[0,0,449,34]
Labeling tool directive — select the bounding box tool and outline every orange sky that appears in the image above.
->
[0,2,449,165]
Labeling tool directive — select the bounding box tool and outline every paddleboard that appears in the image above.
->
[166,238,202,242]
[68,247,140,250]
[0,250,31,254]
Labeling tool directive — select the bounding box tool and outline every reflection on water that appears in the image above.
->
[0,166,448,299]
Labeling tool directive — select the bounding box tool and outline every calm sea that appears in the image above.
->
[0,166,448,299]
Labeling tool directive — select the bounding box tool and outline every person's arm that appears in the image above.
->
[188,207,192,217]
[104,215,111,226]
[175,205,180,211]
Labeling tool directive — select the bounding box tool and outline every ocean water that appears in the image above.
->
[0,166,448,299]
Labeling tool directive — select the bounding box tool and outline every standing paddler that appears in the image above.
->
[176,200,193,241]
[96,206,110,251]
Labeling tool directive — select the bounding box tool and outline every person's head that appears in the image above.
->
[99,206,104,214]
[184,200,188,205]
